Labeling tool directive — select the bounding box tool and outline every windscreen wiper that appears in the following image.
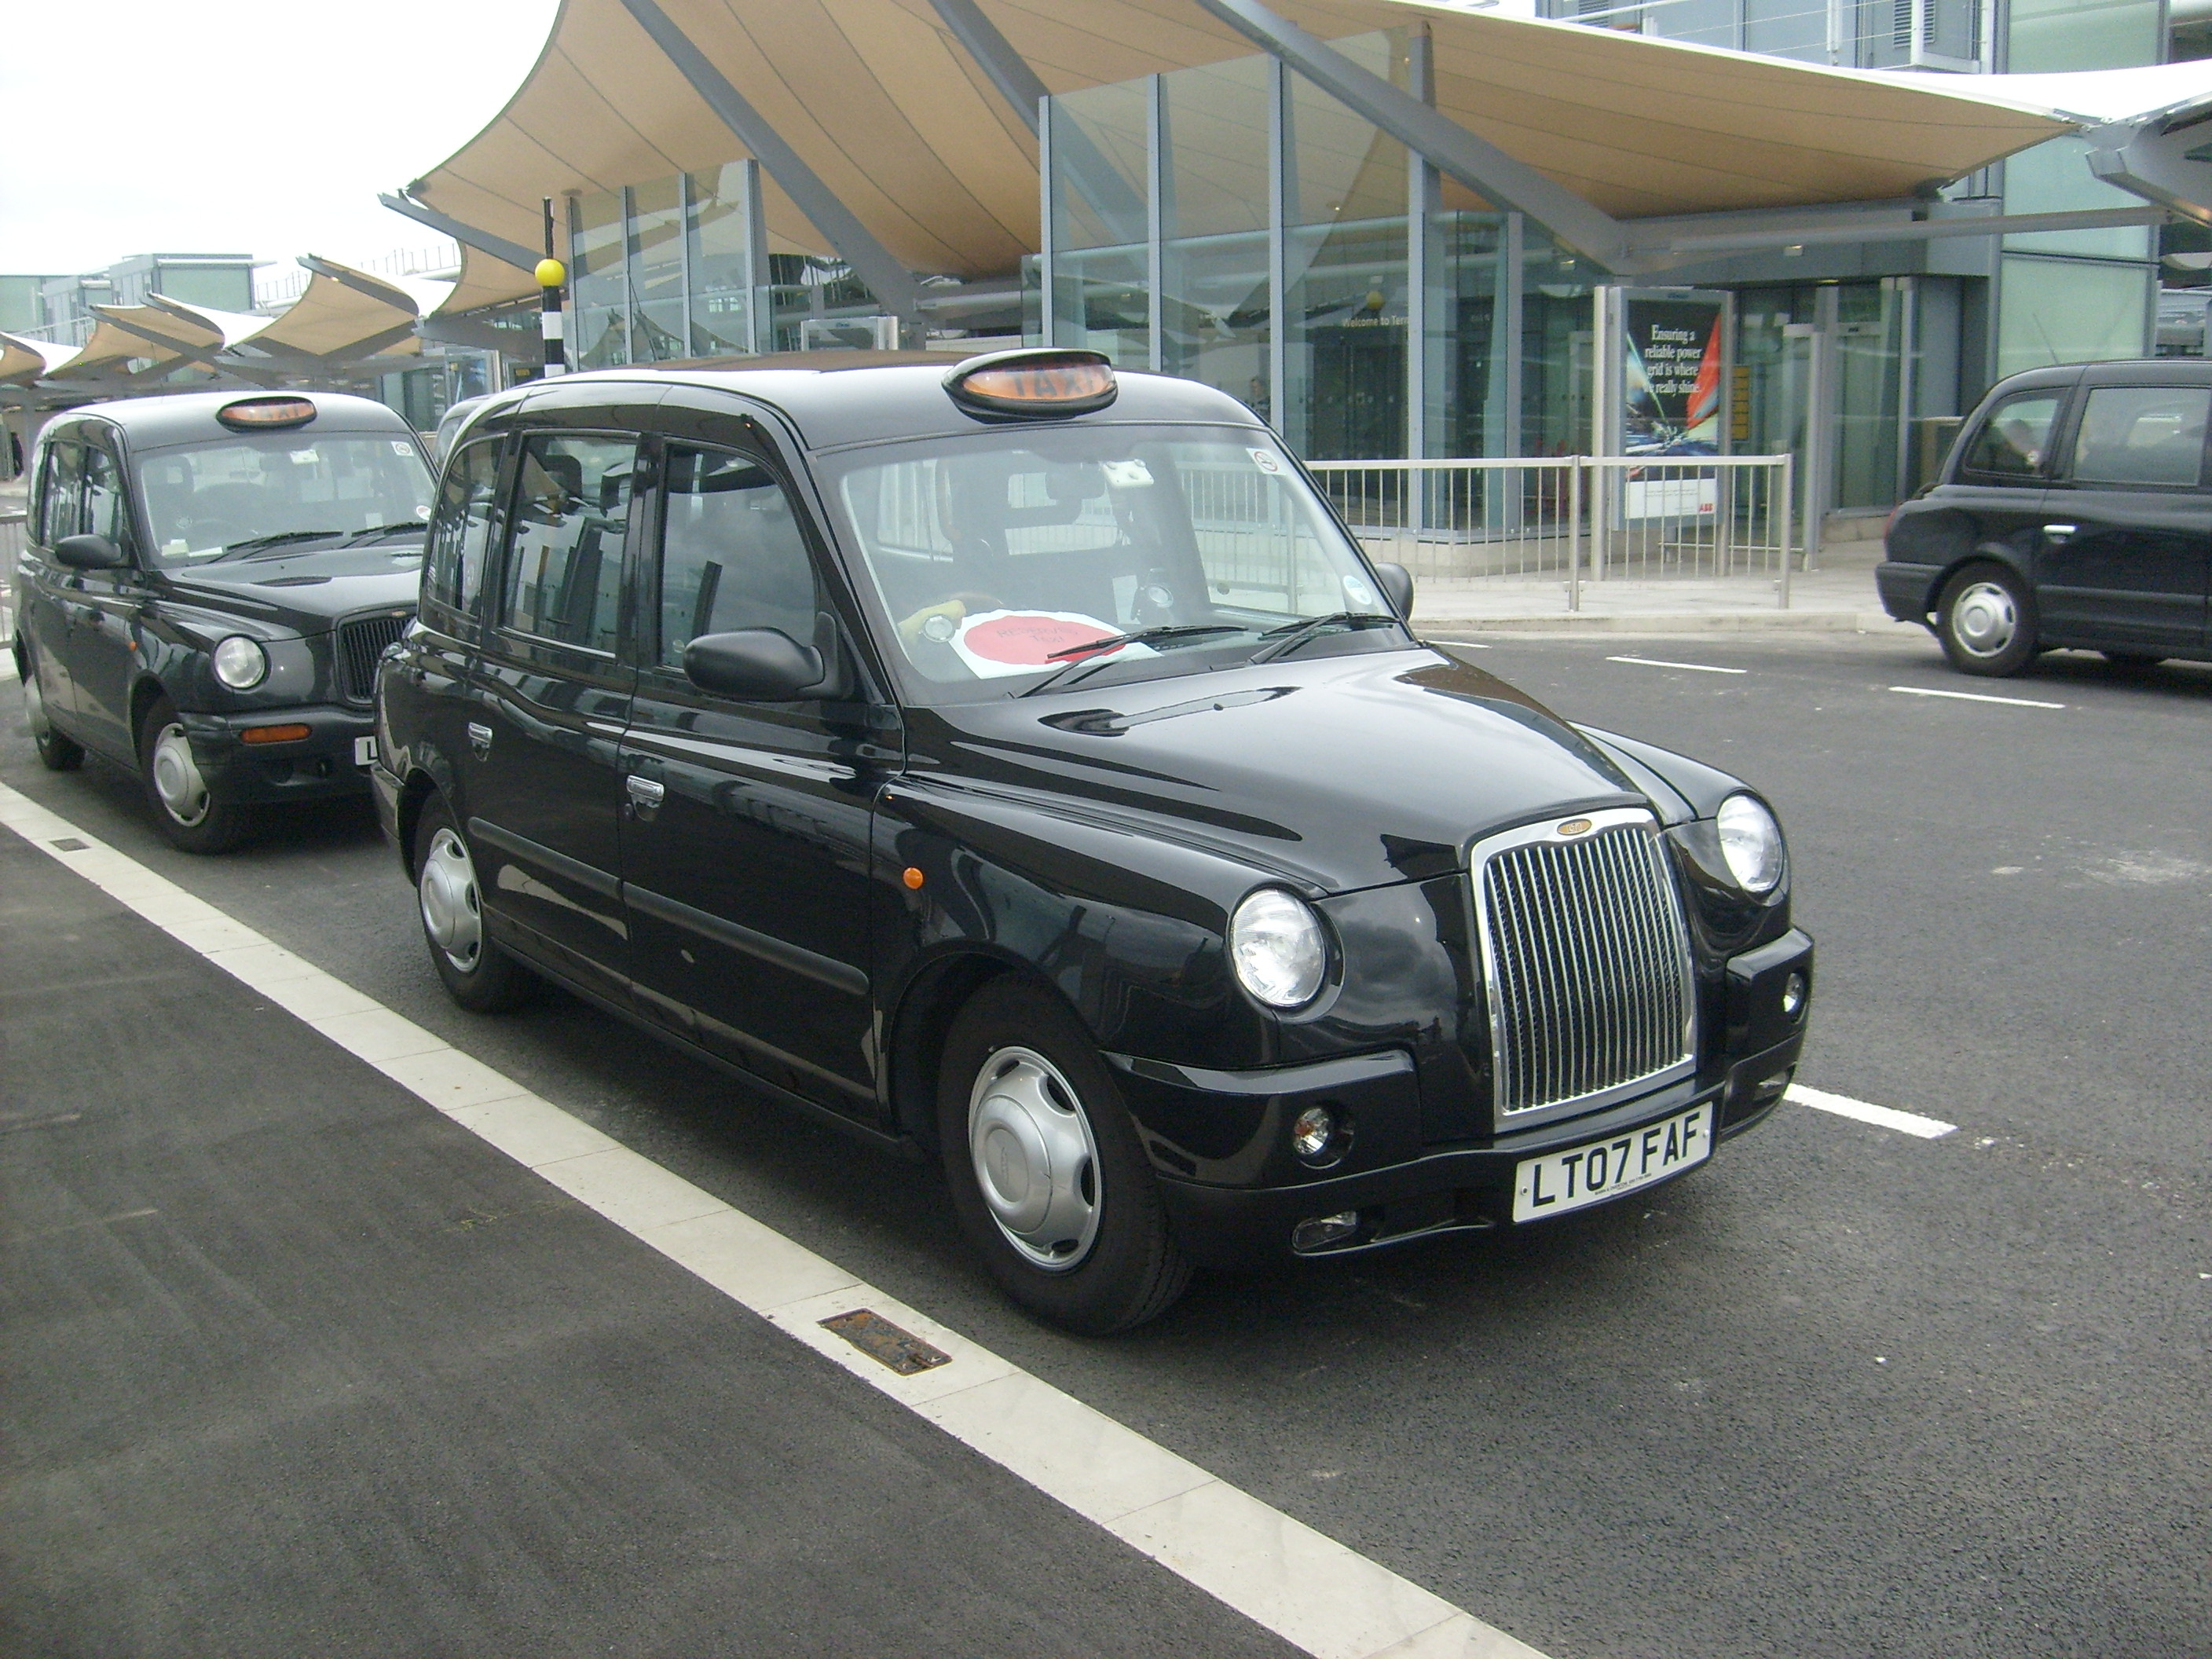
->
[217,529,345,560]
[1017,624,1244,698]
[1244,612,1404,665]
[342,521,430,547]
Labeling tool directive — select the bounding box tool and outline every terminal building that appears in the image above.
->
[14,0,2212,526]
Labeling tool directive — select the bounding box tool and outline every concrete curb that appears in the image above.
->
[1416,610,1918,635]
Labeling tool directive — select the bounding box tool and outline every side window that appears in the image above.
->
[82,441,134,552]
[2068,386,2210,488]
[656,442,822,670]
[1959,391,2063,482]
[38,443,84,546]
[499,434,635,653]
[424,437,503,619]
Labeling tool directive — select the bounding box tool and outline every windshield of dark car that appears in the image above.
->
[135,433,433,567]
[822,424,1394,703]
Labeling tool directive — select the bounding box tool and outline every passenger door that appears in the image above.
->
[2037,383,2212,655]
[24,438,87,725]
[1947,384,2064,574]
[61,432,145,755]
[465,431,640,1001]
[404,432,508,828]
[619,438,884,1118]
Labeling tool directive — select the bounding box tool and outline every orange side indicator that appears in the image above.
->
[240,723,312,745]
[903,866,925,890]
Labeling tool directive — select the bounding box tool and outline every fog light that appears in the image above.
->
[1781,972,1807,1016]
[1291,1210,1362,1253]
[1753,1068,1794,1104]
[1291,1104,1336,1163]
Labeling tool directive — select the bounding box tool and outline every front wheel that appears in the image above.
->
[138,697,254,853]
[1937,563,2038,677]
[938,979,1190,1335]
[20,644,84,771]
[413,797,535,1013]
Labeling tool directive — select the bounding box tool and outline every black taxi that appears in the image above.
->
[1880,358,2212,675]
[372,349,1813,1333]
[13,391,432,851]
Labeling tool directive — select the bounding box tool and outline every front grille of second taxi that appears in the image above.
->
[1477,822,1695,1123]
[337,612,411,704]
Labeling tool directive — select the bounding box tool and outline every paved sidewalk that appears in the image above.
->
[1411,534,1922,635]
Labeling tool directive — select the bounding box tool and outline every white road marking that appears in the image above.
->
[1888,685,2064,709]
[1787,1083,1957,1140]
[0,780,1547,1659]
[1605,655,1745,675]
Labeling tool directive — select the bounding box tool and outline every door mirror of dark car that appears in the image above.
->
[1373,560,1415,619]
[53,533,128,571]
[683,628,828,701]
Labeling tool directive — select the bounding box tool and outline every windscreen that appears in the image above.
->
[135,432,434,567]
[823,426,1394,702]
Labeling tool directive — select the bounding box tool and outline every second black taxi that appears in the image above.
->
[373,349,1814,1332]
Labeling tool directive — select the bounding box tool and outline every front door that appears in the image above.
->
[618,438,884,1119]
[2038,383,2212,656]
[22,437,86,729]
[62,432,146,755]
[466,430,640,1001]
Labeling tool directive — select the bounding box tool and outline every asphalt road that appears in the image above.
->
[3,628,2207,1659]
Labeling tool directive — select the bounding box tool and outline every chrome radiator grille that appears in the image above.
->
[1476,813,1695,1124]
[336,611,411,704]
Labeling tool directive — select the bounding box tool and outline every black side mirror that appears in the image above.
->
[53,533,128,571]
[1372,559,1415,620]
[683,628,827,701]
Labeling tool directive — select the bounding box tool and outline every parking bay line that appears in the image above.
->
[1604,655,1747,675]
[1787,1083,1957,1140]
[0,779,1546,1659]
[1888,685,2064,710]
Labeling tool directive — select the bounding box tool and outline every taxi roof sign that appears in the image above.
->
[216,396,318,430]
[944,349,1116,419]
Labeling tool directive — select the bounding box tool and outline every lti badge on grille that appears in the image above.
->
[1512,1104,1709,1222]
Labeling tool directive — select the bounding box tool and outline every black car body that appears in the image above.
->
[372,350,1812,1331]
[12,390,432,850]
[1879,358,2212,676]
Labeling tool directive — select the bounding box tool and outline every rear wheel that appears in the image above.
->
[19,643,84,771]
[413,796,535,1013]
[138,696,254,852]
[1937,563,2038,678]
[938,979,1190,1335]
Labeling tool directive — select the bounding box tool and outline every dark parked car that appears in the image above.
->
[372,349,1813,1332]
[1880,359,2212,675]
[12,391,432,851]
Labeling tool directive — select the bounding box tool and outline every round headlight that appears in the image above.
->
[1229,888,1328,1009]
[211,635,268,690]
[1716,793,1785,894]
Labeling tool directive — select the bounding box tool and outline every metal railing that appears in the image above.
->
[1306,454,1796,611]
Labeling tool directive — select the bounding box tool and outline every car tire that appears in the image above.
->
[938,978,1191,1335]
[1937,562,2038,677]
[412,796,536,1013]
[19,643,85,771]
[2100,650,2166,668]
[137,696,255,853]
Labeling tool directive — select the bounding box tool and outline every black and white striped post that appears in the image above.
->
[537,196,567,378]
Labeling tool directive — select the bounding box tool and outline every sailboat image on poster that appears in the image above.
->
[1620,291,1726,520]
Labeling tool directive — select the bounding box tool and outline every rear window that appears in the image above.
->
[1959,390,2063,482]
[2067,386,2210,488]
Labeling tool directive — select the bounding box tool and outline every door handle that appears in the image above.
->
[467,721,493,756]
[2042,523,2078,541]
[626,775,665,808]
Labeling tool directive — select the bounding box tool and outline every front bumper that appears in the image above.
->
[1126,928,1814,1267]
[181,705,379,806]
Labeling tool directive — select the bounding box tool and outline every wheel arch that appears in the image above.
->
[884,947,1032,1153]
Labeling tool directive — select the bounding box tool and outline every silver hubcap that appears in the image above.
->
[149,723,211,825]
[419,826,484,972]
[1950,580,2018,657]
[969,1046,1101,1272]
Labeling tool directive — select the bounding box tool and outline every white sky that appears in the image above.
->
[0,0,559,280]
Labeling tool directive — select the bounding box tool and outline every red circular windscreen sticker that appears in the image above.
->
[953,610,1141,679]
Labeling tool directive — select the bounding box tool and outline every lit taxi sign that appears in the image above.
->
[216,397,317,430]
[944,348,1116,419]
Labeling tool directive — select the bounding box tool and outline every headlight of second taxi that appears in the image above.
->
[1716,793,1785,894]
[1229,888,1328,1009]
[211,635,269,691]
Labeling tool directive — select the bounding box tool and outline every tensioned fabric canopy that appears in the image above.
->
[405,0,2112,310]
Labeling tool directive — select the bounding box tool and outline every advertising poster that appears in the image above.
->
[1619,292,1726,520]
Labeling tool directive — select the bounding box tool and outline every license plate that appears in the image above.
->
[1513,1104,1710,1222]
[354,736,378,767]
